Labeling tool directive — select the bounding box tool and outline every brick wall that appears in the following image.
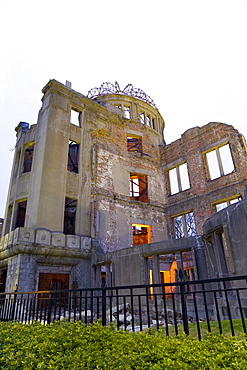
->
[162,123,247,236]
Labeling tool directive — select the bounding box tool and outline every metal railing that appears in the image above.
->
[1,275,247,339]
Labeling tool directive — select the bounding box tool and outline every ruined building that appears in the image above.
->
[1,79,247,293]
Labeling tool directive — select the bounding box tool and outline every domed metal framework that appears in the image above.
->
[87,82,159,111]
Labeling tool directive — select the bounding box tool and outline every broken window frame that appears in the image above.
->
[22,143,35,174]
[127,135,142,153]
[114,104,131,119]
[172,211,196,239]
[63,197,77,235]
[14,200,27,229]
[70,108,82,127]
[168,162,190,195]
[67,140,79,173]
[205,143,235,180]
[132,223,152,246]
[130,173,148,203]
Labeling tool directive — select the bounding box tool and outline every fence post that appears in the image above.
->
[47,292,52,325]
[10,292,17,321]
[180,282,189,335]
[101,287,106,326]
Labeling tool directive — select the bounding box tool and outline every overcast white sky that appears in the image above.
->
[1,0,247,218]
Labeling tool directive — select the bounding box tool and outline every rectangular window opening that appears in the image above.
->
[146,115,151,127]
[63,198,77,235]
[67,140,79,173]
[130,173,148,202]
[22,144,34,173]
[168,162,190,195]
[123,106,131,119]
[214,195,242,212]
[132,224,152,246]
[206,143,235,180]
[127,136,141,152]
[70,108,81,127]
[152,117,155,130]
[159,254,177,298]
[140,112,145,125]
[15,200,27,229]
[173,211,196,238]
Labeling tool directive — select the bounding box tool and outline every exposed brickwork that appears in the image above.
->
[162,123,247,235]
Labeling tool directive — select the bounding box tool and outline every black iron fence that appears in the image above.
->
[1,275,247,339]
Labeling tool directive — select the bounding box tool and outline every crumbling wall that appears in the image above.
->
[162,123,247,236]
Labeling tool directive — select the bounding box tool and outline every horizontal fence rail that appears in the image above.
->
[1,275,247,339]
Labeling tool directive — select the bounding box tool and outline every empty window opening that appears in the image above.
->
[168,162,190,195]
[127,136,142,152]
[124,105,131,119]
[15,200,27,229]
[130,173,148,202]
[214,195,242,212]
[205,143,235,180]
[152,117,155,130]
[22,144,34,173]
[146,115,151,127]
[173,211,196,238]
[159,254,178,298]
[64,198,77,235]
[70,108,81,127]
[132,224,152,246]
[67,140,79,173]
[140,112,145,124]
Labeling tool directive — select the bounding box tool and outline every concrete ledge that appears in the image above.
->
[3,234,9,249]
[51,233,66,247]
[0,228,92,257]
[66,235,80,249]
[35,229,51,246]
[13,228,35,244]
[81,237,91,252]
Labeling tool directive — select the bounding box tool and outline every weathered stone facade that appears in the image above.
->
[1,79,247,293]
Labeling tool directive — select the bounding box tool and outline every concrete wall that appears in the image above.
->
[203,198,247,277]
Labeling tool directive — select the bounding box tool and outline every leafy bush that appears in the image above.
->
[0,321,247,369]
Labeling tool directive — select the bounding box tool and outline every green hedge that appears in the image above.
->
[0,321,247,369]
